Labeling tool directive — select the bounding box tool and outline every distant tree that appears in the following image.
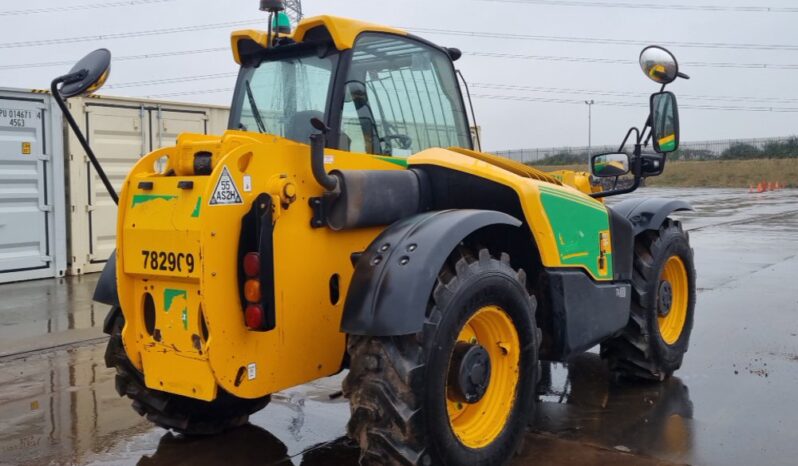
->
[669,148,716,161]
[720,143,762,160]
[534,151,586,166]
[762,137,798,158]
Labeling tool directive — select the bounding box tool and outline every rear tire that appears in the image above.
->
[104,310,270,435]
[601,218,696,381]
[344,248,540,465]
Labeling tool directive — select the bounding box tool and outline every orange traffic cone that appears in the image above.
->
[757,182,765,193]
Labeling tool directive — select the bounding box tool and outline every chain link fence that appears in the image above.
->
[493,135,798,165]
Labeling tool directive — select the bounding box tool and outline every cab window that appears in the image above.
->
[340,33,471,156]
[234,46,337,144]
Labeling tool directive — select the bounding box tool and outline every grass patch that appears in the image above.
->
[538,158,798,188]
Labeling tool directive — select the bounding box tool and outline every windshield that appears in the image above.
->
[232,46,338,144]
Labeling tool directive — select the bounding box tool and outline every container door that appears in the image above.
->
[151,106,208,149]
[0,100,50,277]
[84,104,148,266]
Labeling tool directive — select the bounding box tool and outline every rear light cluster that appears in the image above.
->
[243,252,265,330]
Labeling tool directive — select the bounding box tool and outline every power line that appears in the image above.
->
[472,94,798,112]
[0,0,177,16]
[405,27,798,52]
[465,51,798,70]
[479,0,798,13]
[106,72,235,90]
[145,88,234,98]
[3,47,794,73]
[111,69,796,104]
[0,19,263,49]
[471,83,798,104]
[0,47,229,71]
[135,85,798,112]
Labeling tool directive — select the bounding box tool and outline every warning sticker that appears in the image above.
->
[209,166,243,206]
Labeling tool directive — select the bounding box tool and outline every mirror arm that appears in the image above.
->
[60,70,88,86]
[51,76,119,205]
[618,126,640,152]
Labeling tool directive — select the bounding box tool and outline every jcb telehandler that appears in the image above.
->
[51,3,695,464]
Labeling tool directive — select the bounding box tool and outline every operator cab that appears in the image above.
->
[229,16,473,158]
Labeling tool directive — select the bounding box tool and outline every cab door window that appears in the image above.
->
[340,33,471,156]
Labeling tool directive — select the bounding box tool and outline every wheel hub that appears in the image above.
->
[658,280,673,317]
[448,342,491,404]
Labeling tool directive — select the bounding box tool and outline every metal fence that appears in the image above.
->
[493,135,798,165]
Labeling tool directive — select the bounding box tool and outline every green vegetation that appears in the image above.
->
[539,158,798,188]
[668,137,798,161]
[529,137,798,165]
[534,151,586,165]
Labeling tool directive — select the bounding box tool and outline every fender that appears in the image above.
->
[341,209,522,336]
[93,251,119,322]
[611,197,693,236]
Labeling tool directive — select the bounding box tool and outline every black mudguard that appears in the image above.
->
[341,209,522,336]
[93,251,120,335]
[611,197,693,236]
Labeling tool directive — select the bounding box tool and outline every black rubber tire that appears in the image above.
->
[343,248,540,466]
[601,218,696,381]
[104,309,270,435]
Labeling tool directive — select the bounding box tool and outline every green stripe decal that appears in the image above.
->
[164,289,187,312]
[538,186,605,212]
[539,187,612,279]
[132,194,177,208]
[191,197,202,218]
[371,155,408,168]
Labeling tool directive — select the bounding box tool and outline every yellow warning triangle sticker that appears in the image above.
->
[209,166,243,205]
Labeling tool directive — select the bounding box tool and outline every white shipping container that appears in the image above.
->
[65,95,229,275]
[0,88,67,284]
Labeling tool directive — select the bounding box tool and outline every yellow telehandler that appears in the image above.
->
[51,4,695,464]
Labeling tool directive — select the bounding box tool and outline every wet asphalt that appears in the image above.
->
[0,187,796,466]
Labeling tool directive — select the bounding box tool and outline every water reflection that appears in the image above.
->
[0,340,694,466]
[137,427,360,466]
[534,353,694,463]
[0,274,101,346]
[0,344,151,466]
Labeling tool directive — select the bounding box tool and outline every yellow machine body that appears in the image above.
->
[116,130,611,401]
[114,15,615,402]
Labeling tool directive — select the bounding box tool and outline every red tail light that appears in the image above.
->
[245,304,264,329]
[243,252,261,278]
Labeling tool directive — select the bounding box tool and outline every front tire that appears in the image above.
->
[344,248,540,465]
[601,218,696,381]
[104,310,270,435]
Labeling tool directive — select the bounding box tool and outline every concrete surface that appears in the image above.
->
[0,188,796,466]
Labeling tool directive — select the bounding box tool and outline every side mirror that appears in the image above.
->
[54,49,111,98]
[641,153,666,177]
[650,91,680,153]
[640,46,679,85]
[591,152,631,178]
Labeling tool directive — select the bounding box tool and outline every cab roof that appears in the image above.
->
[231,15,407,64]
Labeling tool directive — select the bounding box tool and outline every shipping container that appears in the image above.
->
[64,95,229,274]
[0,88,67,284]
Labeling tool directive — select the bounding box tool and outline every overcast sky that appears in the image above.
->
[1,0,796,151]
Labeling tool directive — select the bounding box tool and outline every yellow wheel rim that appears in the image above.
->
[657,256,689,345]
[446,305,520,449]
